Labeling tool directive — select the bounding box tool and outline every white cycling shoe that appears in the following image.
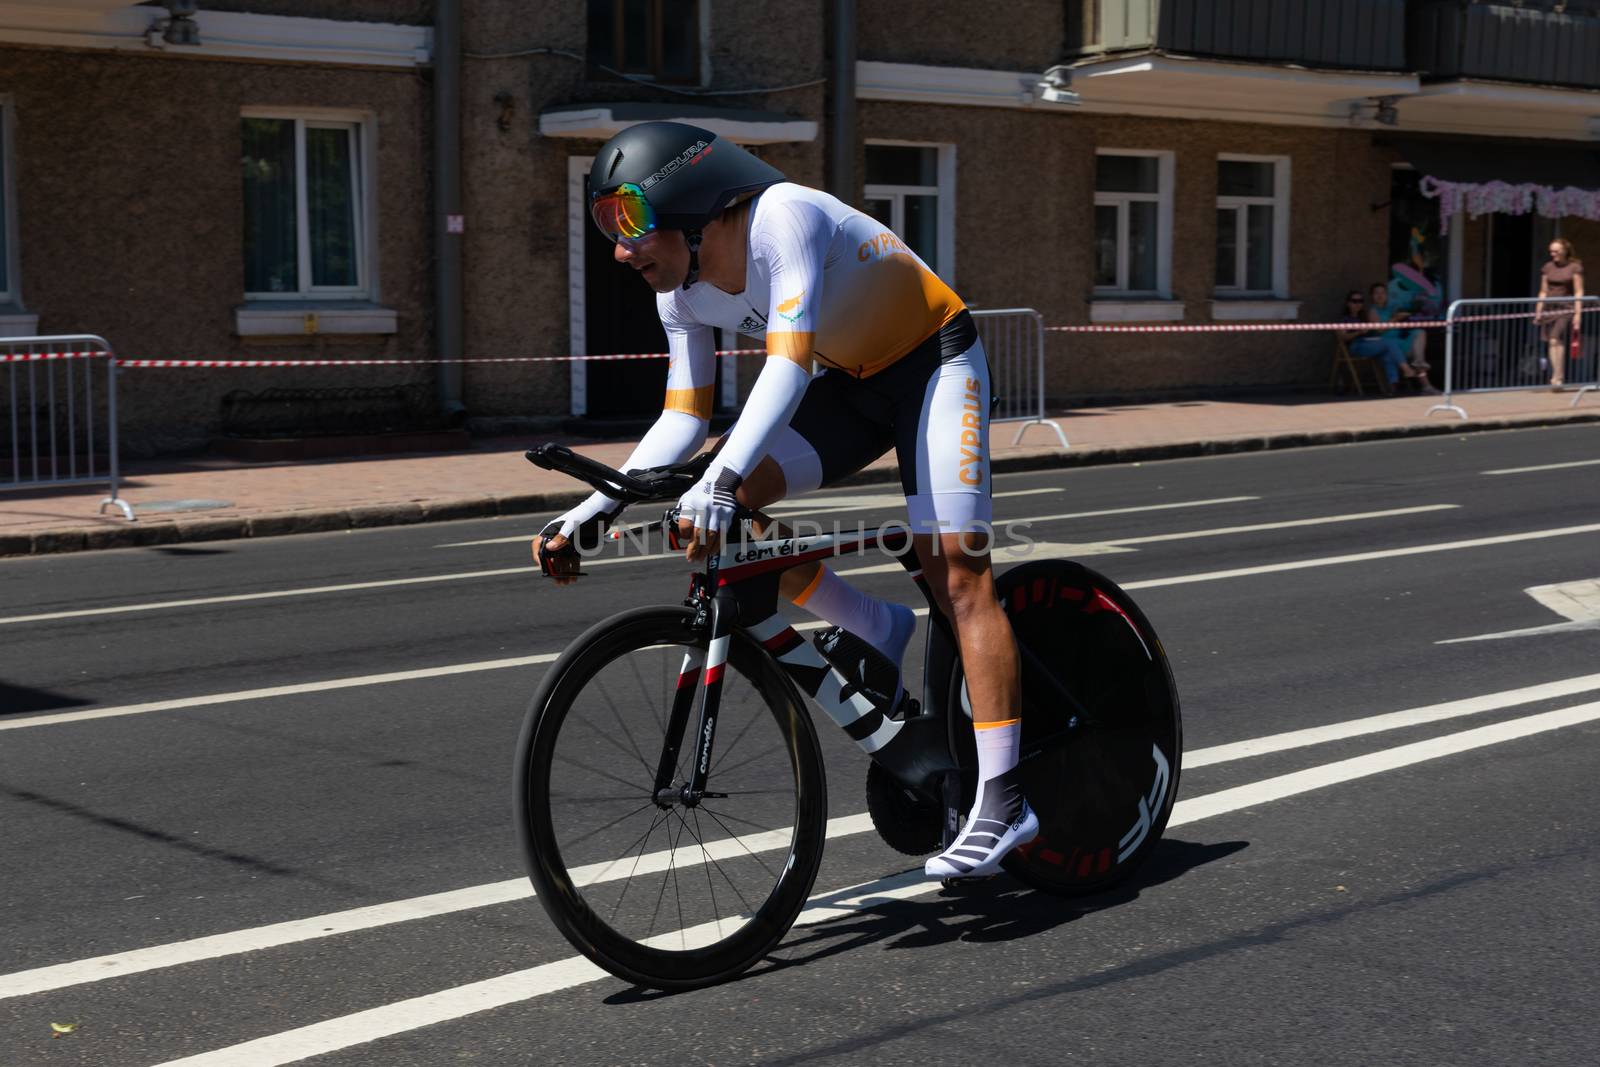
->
[924,769,1039,879]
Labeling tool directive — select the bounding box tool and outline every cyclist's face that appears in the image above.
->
[613,230,688,293]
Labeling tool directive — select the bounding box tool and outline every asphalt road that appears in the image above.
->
[2,424,1598,1066]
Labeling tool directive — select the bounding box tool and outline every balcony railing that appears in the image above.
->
[1408,1,1600,90]
[1066,0,1408,71]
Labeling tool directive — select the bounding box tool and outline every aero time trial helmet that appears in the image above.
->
[588,122,785,287]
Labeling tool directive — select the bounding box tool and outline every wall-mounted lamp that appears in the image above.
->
[494,92,516,132]
[1350,95,1400,126]
[1035,64,1080,106]
[147,0,201,48]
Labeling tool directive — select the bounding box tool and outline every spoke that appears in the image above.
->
[563,710,655,780]
[627,645,669,736]
[689,808,723,943]
[556,799,659,857]
[609,808,670,925]
[645,814,682,942]
[548,792,656,803]
[697,806,781,879]
[708,701,765,778]
[668,815,688,951]
[684,807,755,919]
[716,788,795,797]
[709,740,788,782]
[552,750,653,797]
[595,672,657,778]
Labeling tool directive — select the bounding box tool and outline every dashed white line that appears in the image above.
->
[1122,522,1600,590]
[1482,458,1600,475]
[8,667,1597,996]
[146,699,1600,1067]
[0,496,1254,623]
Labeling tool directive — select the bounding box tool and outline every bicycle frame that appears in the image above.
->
[657,522,958,807]
[658,517,1098,832]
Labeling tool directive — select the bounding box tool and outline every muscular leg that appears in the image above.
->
[919,527,1037,879]
[915,531,1018,724]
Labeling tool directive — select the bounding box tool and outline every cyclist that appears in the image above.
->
[534,122,1035,878]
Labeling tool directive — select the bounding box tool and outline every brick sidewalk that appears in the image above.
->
[3,389,1595,556]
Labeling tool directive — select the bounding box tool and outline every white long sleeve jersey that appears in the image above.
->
[653,182,965,421]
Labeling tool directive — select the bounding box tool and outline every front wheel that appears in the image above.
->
[947,560,1182,896]
[513,606,828,990]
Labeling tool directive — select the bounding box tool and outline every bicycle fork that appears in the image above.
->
[652,590,734,809]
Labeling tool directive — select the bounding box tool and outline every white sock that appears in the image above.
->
[973,717,1021,786]
[793,567,894,647]
[925,716,1035,878]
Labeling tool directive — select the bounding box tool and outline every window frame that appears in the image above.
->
[1093,148,1174,299]
[589,0,706,87]
[862,139,957,285]
[240,107,377,303]
[1214,153,1290,299]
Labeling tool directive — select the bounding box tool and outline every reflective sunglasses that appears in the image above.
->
[590,182,656,243]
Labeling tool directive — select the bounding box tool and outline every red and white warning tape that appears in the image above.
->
[0,310,1558,366]
[1044,310,1540,334]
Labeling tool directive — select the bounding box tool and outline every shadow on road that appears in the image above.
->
[604,837,1246,1005]
[0,681,93,715]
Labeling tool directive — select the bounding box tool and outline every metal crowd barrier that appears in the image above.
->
[1429,296,1600,419]
[970,307,1068,447]
[1,335,134,520]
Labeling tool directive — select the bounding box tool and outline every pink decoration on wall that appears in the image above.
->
[1420,175,1600,234]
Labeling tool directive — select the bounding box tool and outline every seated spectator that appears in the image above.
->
[1337,288,1433,393]
[1371,281,1430,373]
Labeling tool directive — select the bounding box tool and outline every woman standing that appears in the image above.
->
[1535,238,1584,390]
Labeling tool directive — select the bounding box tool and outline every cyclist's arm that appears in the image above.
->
[701,201,824,484]
[538,317,712,560]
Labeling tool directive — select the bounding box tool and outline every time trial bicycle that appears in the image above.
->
[513,444,1181,990]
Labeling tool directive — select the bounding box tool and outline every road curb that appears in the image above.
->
[5,409,1597,558]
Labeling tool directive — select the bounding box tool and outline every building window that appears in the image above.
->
[1094,150,1172,296]
[1215,155,1289,297]
[587,0,701,85]
[863,142,955,281]
[242,114,370,300]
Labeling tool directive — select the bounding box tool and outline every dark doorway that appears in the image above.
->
[1489,213,1533,298]
[583,178,672,418]
[1486,213,1559,300]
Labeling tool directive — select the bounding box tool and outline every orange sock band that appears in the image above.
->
[791,566,826,607]
[973,717,1021,730]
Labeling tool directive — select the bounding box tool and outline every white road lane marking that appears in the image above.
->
[1439,577,1600,644]
[436,488,1069,547]
[15,521,1600,730]
[837,505,1457,575]
[0,618,867,732]
[0,653,561,731]
[1121,521,1600,591]
[1184,671,1600,767]
[9,666,1598,997]
[146,699,1600,1067]
[0,565,541,627]
[0,812,877,1001]
[0,495,1251,623]
[1173,700,1600,824]
[840,540,1133,576]
[1482,458,1600,475]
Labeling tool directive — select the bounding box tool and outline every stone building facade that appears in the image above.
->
[2,1,1597,452]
